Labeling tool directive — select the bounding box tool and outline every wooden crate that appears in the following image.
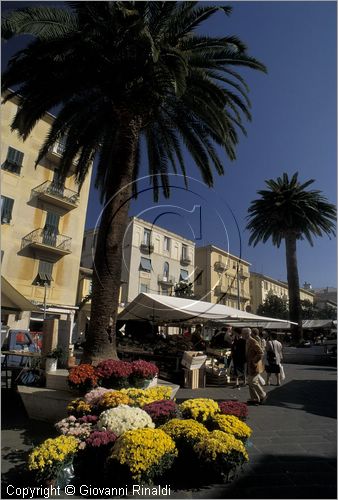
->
[183,367,206,389]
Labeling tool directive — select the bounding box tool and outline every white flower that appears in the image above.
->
[97,404,154,436]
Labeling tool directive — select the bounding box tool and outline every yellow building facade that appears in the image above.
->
[250,272,315,313]
[194,245,251,310]
[1,93,92,333]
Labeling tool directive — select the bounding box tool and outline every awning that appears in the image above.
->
[140,258,152,272]
[1,276,41,312]
[118,293,296,325]
[302,319,334,329]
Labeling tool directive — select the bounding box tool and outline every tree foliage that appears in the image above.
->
[257,294,289,320]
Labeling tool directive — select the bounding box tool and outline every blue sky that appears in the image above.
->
[2,1,337,289]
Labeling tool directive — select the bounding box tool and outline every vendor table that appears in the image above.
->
[1,350,42,389]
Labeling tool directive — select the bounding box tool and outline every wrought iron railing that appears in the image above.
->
[158,274,175,284]
[32,181,79,205]
[22,228,72,252]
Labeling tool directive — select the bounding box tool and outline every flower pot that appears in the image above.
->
[45,358,58,372]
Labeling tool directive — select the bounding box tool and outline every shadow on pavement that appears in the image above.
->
[263,380,337,419]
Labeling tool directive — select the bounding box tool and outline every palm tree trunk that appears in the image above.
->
[285,232,303,343]
[82,119,141,364]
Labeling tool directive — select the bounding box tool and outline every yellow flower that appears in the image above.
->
[67,398,92,417]
[121,386,172,407]
[211,414,252,440]
[98,390,132,410]
[194,430,249,462]
[179,398,220,422]
[110,428,177,481]
[160,418,208,445]
[28,436,79,472]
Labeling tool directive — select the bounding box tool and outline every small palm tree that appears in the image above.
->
[247,173,336,342]
[2,2,266,362]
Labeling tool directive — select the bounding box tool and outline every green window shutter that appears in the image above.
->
[44,212,60,232]
[2,147,24,174]
[1,196,14,224]
[35,260,54,285]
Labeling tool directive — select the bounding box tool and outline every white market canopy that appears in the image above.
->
[118,293,296,325]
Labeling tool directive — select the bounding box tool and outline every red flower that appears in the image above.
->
[96,359,133,380]
[143,399,177,425]
[68,364,98,390]
[130,360,158,379]
[218,401,248,419]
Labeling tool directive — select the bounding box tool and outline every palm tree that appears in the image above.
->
[247,173,336,342]
[2,2,266,363]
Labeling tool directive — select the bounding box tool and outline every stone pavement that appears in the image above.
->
[1,364,337,499]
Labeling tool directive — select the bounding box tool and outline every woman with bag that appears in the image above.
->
[265,333,283,386]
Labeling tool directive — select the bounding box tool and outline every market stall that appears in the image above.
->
[117,294,294,386]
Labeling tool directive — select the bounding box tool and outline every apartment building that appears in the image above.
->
[81,216,195,306]
[250,272,315,313]
[194,245,251,311]
[1,93,92,335]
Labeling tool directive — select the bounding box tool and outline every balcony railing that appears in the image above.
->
[180,255,191,265]
[214,261,228,272]
[48,142,66,158]
[22,228,72,255]
[158,274,175,285]
[214,285,227,295]
[32,181,79,209]
[140,242,154,254]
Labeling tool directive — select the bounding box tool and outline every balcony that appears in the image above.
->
[46,141,66,161]
[158,275,174,286]
[238,270,250,280]
[140,242,154,254]
[180,255,191,266]
[214,285,228,296]
[22,229,72,257]
[32,181,79,210]
[214,261,228,273]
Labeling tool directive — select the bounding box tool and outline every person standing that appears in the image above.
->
[266,333,283,386]
[231,329,247,388]
[241,327,267,405]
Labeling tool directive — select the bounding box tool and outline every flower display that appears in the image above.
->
[143,400,177,426]
[97,405,155,436]
[110,428,177,482]
[27,435,79,480]
[209,414,252,441]
[129,360,158,383]
[98,390,132,410]
[68,364,98,393]
[160,418,208,446]
[121,386,172,407]
[85,430,117,448]
[218,401,248,420]
[96,360,132,389]
[55,416,92,449]
[84,387,110,406]
[179,398,220,422]
[67,398,92,417]
[193,429,249,465]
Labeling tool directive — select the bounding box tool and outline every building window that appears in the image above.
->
[2,147,24,174]
[196,271,203,285]
[264,281,268,290]
[143,228,151,245]
[232,261,237,269]
[181,244,188,260]
[140,257,152,272]
[1,196,14,224]
[161,287,169,296]
[33,260,54,286]
[163,236,171,252]
[88,280,92,295]
[140,283,148,293]
[50,169,65,196]
[163,262,169,279]
[180,269,189,281]
[43,211,60,246]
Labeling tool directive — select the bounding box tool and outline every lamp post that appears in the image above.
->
[43,281,48,319]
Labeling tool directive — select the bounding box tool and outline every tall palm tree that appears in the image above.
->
[247,173,336,342]
[2,1,266,363]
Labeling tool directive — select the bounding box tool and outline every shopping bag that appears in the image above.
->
[280,364,285,381]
